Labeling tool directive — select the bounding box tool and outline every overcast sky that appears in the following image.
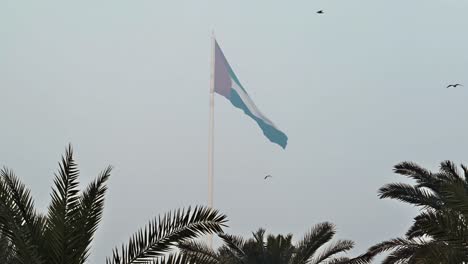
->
[2,0,468,263]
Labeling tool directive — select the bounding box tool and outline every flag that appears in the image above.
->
[213,40,288,149]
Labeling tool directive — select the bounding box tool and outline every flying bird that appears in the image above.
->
[317,10,324,14]
[264,175,272,180]
[447,84,463,88]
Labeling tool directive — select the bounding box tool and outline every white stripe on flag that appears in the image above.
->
[231,81,277,128]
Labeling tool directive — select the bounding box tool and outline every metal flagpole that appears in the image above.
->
[208,31,215,248]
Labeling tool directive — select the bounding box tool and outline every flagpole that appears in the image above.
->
[208,31,215,248]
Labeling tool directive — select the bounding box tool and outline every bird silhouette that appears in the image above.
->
[447,84,463,88]
[317,10,324,14]
[264,175,272,180]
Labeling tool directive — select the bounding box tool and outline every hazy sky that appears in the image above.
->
[2,0,468,263]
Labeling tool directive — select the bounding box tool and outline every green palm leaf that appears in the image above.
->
[309,240,354,264]
[150,253,196,264]
[70,165,112,263]
[0,168,43,264]
[178,240,220,264]
[378,183,442,209]
[393,162,435,186]
[182,225,365,264]
[290,222,335,264]
[218,233,247,263]
[368,160,468,263]
[44,145,82,264]
[107,206,227,264]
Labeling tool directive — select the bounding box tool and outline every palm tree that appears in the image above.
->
[366,161,468,263]
[0,145,227,264]
[179,223,370,264]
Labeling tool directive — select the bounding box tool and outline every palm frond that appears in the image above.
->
[0,145,113,264]
[218,233,247,263]
[341,255,375,264]
[322,257,350,264]
[45,144,82,264]
[407,210,466,242]
[107,206,227,264]
[265,233,294,264]
[381,246,414,264]
[70,166,112,263]
[1,169,46,253]
[1,168,39,237]
[252,228,266,246]
[366,237,457,264]
[150,253,194,264]
[366,238,414,258]
[0,169,44,264]
[393,162,434,186]
[381,239,455,264]
[309,239,354,264]
[178,240,219,264]
[290,222,335,264]
[377,161,468,262]
[460,164,468,182]
[439,180,468,217]
[378,183,442,209]
[439,160,462,181]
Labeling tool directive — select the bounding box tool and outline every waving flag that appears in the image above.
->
[213,40,288,149]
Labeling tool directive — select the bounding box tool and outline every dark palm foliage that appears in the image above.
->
[179,223,370,264]
[0,228,17,264]
[0,145,110,264]
[366,161,468,263]
[107,206,227,264]
[0,145,228,264]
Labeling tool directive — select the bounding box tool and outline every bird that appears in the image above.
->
[264,175,272,180]
[447,84,463,88]
[317,10,324,14]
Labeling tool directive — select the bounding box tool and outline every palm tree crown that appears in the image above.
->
[367,161,468,263]
[180,223,368,264]
[0,145,228,264]
[0,145,111,264]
